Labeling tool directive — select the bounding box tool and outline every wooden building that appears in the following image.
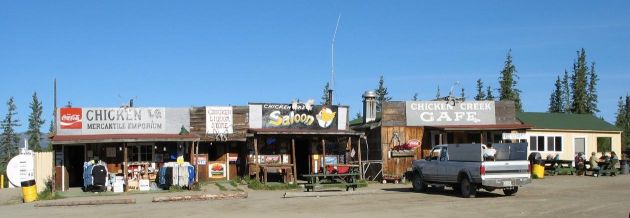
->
[246,103,363,183]
[351,91,530,183]
[51,107,200,191]
[189,106,248,181]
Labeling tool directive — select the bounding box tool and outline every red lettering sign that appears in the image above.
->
[60,108,82,129]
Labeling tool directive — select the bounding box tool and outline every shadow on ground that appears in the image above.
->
[381,187,507,198]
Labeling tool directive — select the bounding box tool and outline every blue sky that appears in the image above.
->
[1,1,629,132]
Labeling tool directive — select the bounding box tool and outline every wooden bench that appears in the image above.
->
[302,172,359,192]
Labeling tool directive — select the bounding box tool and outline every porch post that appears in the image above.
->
[194,141,199,182]
[123,143,128,192]
[358,136,364,180]
[254,137,259,164]
[291,138,297,183]
[321,138,326,171]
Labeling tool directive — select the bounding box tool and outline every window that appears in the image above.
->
[597,137,612,153]
[127,144,154,162]
[529,136,561,152]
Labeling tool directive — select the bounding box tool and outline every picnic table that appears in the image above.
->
[544,160,576,175]
[584,159,619,176]
[303,164,359,192]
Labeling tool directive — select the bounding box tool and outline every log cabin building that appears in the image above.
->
[350,91,531,183]
[51,102,363,191]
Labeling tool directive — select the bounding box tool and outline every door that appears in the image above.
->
[64,145,85,188]
[423,147,441,181]
[574,137,586,156]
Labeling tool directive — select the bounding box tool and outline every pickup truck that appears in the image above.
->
[411,143,531,198]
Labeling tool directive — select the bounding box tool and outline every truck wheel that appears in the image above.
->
[412,172,427,192]
[460,178,477,198]
[503,187,518,196]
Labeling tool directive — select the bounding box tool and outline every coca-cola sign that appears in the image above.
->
[60,108,82,129]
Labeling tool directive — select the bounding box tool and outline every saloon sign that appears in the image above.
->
[59,107,166,134]
[259,103,338,129]
[405,101,496,126]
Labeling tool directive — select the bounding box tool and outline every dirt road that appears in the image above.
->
[1,175,629,218]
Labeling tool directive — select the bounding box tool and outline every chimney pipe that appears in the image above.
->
[362,90,377,124]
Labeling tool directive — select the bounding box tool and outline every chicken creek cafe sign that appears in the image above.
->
[259,103,338,129]
[405,101,496,126]
[59,107,166,134]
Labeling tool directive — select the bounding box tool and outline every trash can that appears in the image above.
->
[20,180,37,203]
[532,160,545,179]
[528,152,544,179]
[620,160,629,175]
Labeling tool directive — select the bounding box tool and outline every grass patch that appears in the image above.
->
[243,177,299,190]
[229,180,238,187]
[38,188,64,201]
[167,185,186,192]
[215,183,228,191]
[37,180,64,201]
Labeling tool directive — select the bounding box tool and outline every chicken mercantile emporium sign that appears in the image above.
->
[57,107,191,135]
[405,101,496,126]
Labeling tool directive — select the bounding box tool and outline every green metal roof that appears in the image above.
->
[517,112,621,132]
[349,112,382,126]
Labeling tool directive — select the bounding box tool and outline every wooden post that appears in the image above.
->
[195,141,199,182]
[358,136,364,180]
[321,138,326,172]
[254,137,259,164]
[346,137,351,164]
[123,143,128,192]
[291,138,297,183]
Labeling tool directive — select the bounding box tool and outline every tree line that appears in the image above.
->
[0,92,49,173]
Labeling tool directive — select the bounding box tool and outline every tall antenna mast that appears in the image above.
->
[329,14,341,105]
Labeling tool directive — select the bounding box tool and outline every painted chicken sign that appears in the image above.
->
[261,103,338,129]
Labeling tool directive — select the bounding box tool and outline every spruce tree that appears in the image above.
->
[375,75,392,112]
[586,62,599,114]
[1,97,21,171]
[562,70,571,113]
[498,49,523,111]
[486,86,495,100]
[435,85,441,100]
[27,92,45,151]
[615,95,630,149]
[548,76,564,113]
[475,79,486,100]
[321,82,331,105]
[570,48,589,114]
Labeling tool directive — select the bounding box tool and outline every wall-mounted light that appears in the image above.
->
[119,146,122,151]
[163,146,167,152]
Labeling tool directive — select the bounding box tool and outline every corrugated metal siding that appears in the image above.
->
[34,152,54,193]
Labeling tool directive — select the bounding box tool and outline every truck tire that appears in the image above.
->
[412,172,427,192]
[460,178,477,198]
[503,187,518,196]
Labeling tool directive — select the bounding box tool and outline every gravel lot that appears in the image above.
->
[1,175,629,218]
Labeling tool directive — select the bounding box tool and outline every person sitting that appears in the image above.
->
[589,152,600,177]
[608,151,620,176]
[574,152,585,176]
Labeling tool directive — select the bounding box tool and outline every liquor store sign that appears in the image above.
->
[59,107,166,134]
[405,101,496,126]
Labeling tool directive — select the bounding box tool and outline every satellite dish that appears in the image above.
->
[6,154,35,187]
